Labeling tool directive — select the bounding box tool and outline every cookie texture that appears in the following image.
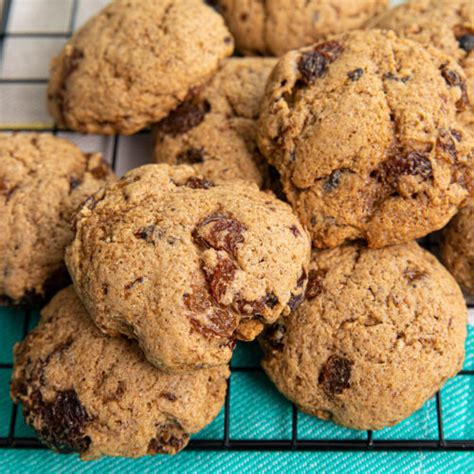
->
[372,0,474,133]
[0,133,114,306]
[154,58,276,187]
[66,164,310,372]
[260,242,467,430]
[48,0,233,134]
[441,201,474,295]
[11,287,229,459]
[258,30,474,249]
[213,0,387,56]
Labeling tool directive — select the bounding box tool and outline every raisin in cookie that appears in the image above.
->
[258,30,474,249]
[213,0,387,56]
[260,242,467,430]
[11,286,229,459]
[441,201,474,295]
[66,164,310,372]
[153,58,276,187]
[48,0,233,134]
[0,133,114,306]
[372,0,474,133]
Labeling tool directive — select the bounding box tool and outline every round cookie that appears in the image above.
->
[66,164,311,372]
[257,30,474,249]
[371,0,474,133]
[213,0,388,56]
[11,286,229,459]
[260,242,467,430]
[441,201,474,295]
[153,58,277,187]
[0,133,115,306]
[48,0,233,134]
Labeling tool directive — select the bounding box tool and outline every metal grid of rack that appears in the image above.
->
[0,0,473,453]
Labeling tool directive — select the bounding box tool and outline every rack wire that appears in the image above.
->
[0,0,473,454]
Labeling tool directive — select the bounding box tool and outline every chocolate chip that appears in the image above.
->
[347,68,363,81]
[306,269,326,299]
[297,41,344,85]
[319,355,352,396]
[458,34,474,52]
[185,177,215,189]
[176,147,205,164]
[30,390,91,453]
[157,101,210,136]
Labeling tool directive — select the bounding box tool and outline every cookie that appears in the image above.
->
[371,0,474,133]
[213,0,388,56]
[11,286,229,459]
[153,58,277,187]
[257,30,474,249]
[48,0,233,134]
[0,133,115,306]
[441,201,474,295]
[260,241,467,430]
[65,164,311,372]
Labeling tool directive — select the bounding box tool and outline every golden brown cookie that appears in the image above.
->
[11,286,229,459]
[257,30,474,249]
[48,0,233,134]
[371,0,474,132]
[0,133,115,306]
[213,0,388,56]
[66,164,311,372]
[441,201,474,295]
[153,57,277,187]
[260,242,467,430]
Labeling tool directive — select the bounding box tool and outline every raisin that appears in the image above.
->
[69,176,81,192]
[190,308,238,339]
[383,72,410,83]
[90,162,110,180]
[124,276,144,291]
[157,101,209,136]
[306,269,327,299]
[288,292,304,311]
[134,225,155,243]
[265,293,279,309]
[296,270,307,288]
[203,257,237,304]
[458,34,474,52]
[0,177,7,195]
[63,48,84,82]
[436,129,457,162]
[450,129,462,142]
[319,355,352,396]
[30,390,90,453]
[185,177,215,189]
[176,147,205,164]
[183,286,212,312]
[297,41,344,84]
[290,224,301,237]
[193,212,246,256]
[324,169,343,192]
[403,268,427,284]
[263,323,286,350]
[160,392,177,402]
[347,68,363,81]
[148,426,188,455]
[440,65,468,110]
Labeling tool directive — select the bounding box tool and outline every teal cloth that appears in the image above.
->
[0,307,473,473]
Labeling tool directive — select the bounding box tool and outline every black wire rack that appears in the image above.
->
[0,0,473,455]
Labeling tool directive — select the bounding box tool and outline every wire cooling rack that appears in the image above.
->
[0,0,473,455]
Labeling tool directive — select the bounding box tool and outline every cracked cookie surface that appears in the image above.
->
[11,286,229,459]
[441,201,474,295]
[0,133,115,306]
[371,0,474,133]
[260,241,467,430]
[48,0,233,134]
[153,57,276,187]
[65,164,311,372]
[257,30,474,249]
[213,0,387,56]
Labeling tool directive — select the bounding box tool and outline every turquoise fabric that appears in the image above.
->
[0,307,473,472]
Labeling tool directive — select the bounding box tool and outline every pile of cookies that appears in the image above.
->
[1,0,473,460]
